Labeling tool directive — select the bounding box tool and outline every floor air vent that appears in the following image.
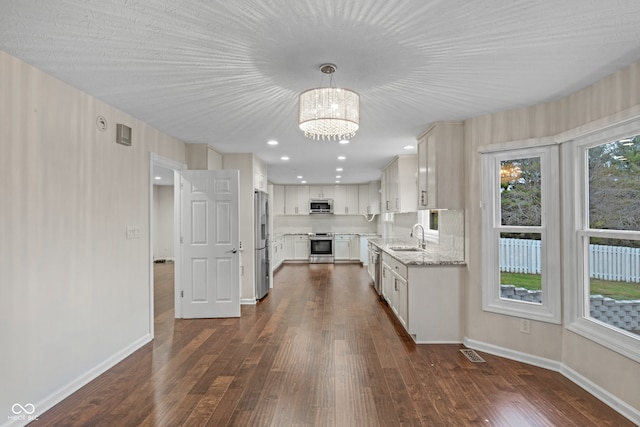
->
[460,349,485,363]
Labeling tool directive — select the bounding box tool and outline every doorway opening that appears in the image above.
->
[149,153,185,338]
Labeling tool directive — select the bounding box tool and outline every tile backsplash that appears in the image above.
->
[381,209,464,256]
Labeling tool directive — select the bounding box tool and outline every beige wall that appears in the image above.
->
[222,153,256,301]
[0,51,186,417]
[464,61,640,413]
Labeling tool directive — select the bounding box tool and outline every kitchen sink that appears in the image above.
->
[389,246,424,252]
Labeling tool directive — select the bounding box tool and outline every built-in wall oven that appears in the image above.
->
[309,232,334,263]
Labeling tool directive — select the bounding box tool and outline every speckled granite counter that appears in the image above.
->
[368,237,465,266]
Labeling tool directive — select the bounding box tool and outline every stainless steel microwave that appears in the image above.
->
[309,199,333,214]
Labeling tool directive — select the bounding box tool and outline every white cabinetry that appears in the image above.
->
[381,155,417,213]
[309,185,334,199]
[284,185,309,215]
[395,274,408,329]
[333,184,359,215]
[253,156,268,192]
[417,121,464,209]
[381,258,394,305]
[271,235,286,270]
[359,181,380,215]
[272,185,286,216]
[334,234,360,261]
[381,250,463,343]
[367,242,377,281]
[381,253,408,329]
[285,235,309,260]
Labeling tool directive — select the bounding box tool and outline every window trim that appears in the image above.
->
[417,210,439,243]
[562,122,640,363]
[481,143,562,324]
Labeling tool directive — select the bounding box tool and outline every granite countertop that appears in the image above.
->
[274,232,379,238]
[368,237,466,266]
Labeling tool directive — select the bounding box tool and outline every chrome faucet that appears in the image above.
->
[411,223,426,249]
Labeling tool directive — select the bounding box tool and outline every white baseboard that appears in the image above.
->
[463,337,640,425]
[560,364,640,425]
[241,298,257,305]
[3,334,152,427]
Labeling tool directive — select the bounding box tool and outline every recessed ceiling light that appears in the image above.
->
[335,180,341,183]
[301,180,307,184]
[281,156,290,161]
[337,156,346,160]
[404,145,415,150]
[267,139,278,145]
[339,139,349,144]
[336,168,343,172]
[154,176,162,180]
[297,175,303,179]
[336,175,342,179]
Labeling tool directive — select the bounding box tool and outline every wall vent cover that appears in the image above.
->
[460,348,485,363]
[116,124,132,146]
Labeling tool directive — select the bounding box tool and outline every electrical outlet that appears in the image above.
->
[520,319,531,334]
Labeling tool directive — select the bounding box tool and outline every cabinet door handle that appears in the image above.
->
[394,278,398,291]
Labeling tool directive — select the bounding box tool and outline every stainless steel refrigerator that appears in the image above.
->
[254,190,270,300]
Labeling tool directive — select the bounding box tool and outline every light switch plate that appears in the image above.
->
[126,225,140,239]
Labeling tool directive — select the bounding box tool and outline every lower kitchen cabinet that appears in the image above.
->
[381,252,463,343]
[271,235,286,271]
[334,234,360,261]
[367,242,377,281]
[395,274,408,329]
[285,235,309,260]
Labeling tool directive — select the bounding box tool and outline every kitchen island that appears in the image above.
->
[369,238,465,344]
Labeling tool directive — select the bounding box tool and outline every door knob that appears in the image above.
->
[228,248,238,254]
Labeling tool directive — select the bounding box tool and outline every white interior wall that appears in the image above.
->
[153,185,174,260]
[0,51,186,421]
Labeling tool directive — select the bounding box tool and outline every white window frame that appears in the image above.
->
[417,210,439,243]
[480,143,562,323]
[562,119,640,363]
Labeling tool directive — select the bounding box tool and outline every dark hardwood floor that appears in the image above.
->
[33,262,633,426]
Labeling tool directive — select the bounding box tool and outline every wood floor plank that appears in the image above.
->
[31,262,636,427]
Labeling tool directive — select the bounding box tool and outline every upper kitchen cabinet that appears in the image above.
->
[253,156,268,192]
[284,185,309,215]
[359,181,381,215]
[381,155,418,213]
[333,184,359,215]
[417,122,464,209]
[272,185,286,216]
[308,185,334,199]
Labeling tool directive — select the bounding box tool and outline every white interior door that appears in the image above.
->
[179,169,240,318]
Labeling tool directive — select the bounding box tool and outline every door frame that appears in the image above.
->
[149,153,186,337]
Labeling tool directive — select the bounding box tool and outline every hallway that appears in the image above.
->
[33,263,632,426]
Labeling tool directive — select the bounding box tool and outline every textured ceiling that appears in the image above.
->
[3,0,640,184]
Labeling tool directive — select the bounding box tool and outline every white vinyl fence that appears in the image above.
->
[499,238,640,283]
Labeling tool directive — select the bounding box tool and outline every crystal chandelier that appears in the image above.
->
[298,64,360,141]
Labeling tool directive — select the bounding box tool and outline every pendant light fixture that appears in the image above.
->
[298,64,360,141]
